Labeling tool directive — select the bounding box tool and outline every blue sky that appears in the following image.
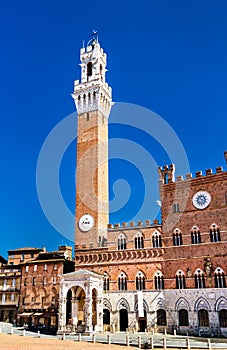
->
[1,1,227,258]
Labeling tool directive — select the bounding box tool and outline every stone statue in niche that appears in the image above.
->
[187,267,192,277]
[204,258,213,277]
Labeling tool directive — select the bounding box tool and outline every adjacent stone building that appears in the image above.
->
[0,245,74,334]
[58,35,227,337]
[18,246,74,334]
[0,247,43,324]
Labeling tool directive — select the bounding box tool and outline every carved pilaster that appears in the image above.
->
[85,296,93,332]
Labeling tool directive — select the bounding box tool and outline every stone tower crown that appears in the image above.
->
[158,164,175,184]
[72,35,112,117]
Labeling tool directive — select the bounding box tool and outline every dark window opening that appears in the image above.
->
[157,309,166,326]
[219,309,227,327]
[179,309,189,326]
[87,62,92,77]
[198,309,209,327]
[103,309,110,325]
[100,64,103,80]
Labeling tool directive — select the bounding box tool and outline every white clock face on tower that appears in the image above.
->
[78,214,94,232]
[192,191,211,210]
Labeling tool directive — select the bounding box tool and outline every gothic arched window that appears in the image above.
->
[173,228,183,246]
[210,223,221,242]
[214,267,226,288]
[191,226,201,244]
[118,272,127,291]
[154,271,164,290]
[176,270,186,289]
[194,269,205,288]
[103,273,110,291]
[152,231,162,248]
[118,234,126,250]
[136,271,146,291]
[134,232,144,249]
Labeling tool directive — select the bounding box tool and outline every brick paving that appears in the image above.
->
[0,334,133,350]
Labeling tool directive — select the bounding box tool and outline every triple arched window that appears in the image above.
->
[136,271,146,290]
[194,269,205,288]
[103,273,110,291]
[214,267,226,288]
[210,224,221,242]
[134,233,144,249]
[173,228,182,246]
[176,270,186,289]
[191,226,201,244]
[118,234,126,250]
[118,272,127,291]
[152,231,162,248]
[154,271,164,290]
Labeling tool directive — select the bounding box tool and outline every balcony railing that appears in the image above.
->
[0,300,18,306]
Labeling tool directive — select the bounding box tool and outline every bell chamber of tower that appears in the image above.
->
[72,37,112,117]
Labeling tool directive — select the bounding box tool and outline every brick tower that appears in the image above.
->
[72,34,112,249]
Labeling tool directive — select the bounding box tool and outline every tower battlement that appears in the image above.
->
[107,219,160,230]
[159,151,227,185]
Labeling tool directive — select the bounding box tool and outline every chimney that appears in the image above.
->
[224,151,227,165]
[58,245,72,260]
